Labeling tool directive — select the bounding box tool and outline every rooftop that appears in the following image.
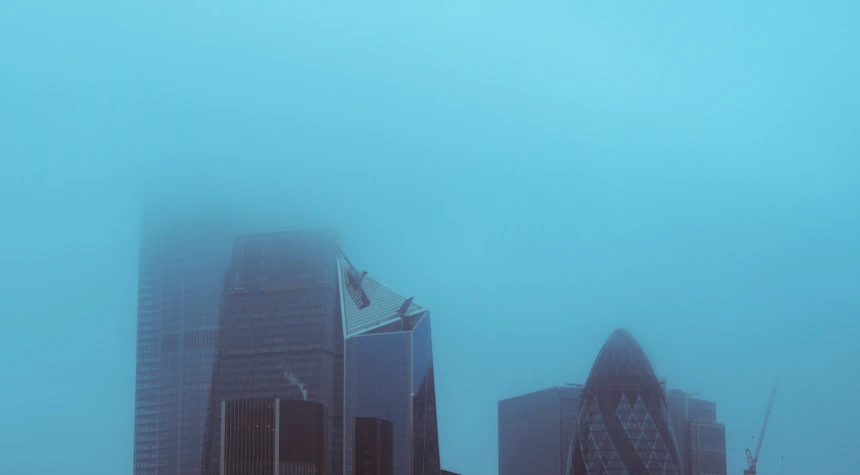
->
[337,248,425,338]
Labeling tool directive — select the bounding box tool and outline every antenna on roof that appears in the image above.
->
[397,297,415,330]
[397,297,414,316]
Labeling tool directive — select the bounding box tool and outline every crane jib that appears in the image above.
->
[744,376,780,475]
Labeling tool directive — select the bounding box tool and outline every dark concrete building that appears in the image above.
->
[220,399,327,475]
[498,385,582,475]
[667,391,727,475]
[572,329,682,475]
[134,210,237,475]
[354,417,394,475]
[338,252,440,475]
[205,230,344,475]
[441,471,461,475]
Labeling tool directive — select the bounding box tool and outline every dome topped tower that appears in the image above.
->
[572,329,681,475]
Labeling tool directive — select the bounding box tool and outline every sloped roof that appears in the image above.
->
[337,254,425,338]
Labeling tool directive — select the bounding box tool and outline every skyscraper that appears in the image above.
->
[498,385,582,475]
[666,391,727,475]
[572,329,682,475]
[205,230,344,475]
[134,210,237,475]
[338,251,440,475]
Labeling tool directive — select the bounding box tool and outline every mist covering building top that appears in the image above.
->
[572,329,682,475]
[134,211,237,475]
[204,230,345,475]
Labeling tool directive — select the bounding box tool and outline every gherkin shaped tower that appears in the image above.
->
[572,329,681,475]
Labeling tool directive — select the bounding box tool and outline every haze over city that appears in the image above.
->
[2,1,859,474]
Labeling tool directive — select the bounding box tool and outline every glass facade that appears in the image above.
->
[498,386,582,475]
[205,231,344,475]
[343,314,440,475]
[572,329,682,475]
[134,212,236,475]
[559,386,582,475]
[666,391,727,475]
[222,399,277,475]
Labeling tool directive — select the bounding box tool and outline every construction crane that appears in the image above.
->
[744,377,780,475]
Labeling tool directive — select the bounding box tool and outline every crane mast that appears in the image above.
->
[744,377,779,475]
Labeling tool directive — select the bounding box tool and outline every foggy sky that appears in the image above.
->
[2,1,859,474]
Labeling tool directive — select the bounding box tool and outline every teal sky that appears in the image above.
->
[2,1,859,474]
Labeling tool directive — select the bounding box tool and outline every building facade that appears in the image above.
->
[572,329,682,475]
[666,391,727,475]
[134,210,237,475]
[498,385,582,475]
[220,399,327,475]
[205,230,344,475]
[338,252,440,475]
[354,417,395,475]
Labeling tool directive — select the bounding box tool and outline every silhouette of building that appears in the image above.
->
[572,329,682,475]
[220,399,327,475]
[667,391,727,475]
[354,417,394,475]
[441,471,461,475]
[134,209,237,475]
[338,251,440,475]
[205,230,344,475]
[498,385,582,475]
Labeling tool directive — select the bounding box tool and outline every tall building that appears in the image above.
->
[134,210,237,475]
[572,329,682,475]
[667,391,727,475]
[498,385,582,475]
[354,417,394,475]
[205,230,344,475]
[338,251,441,475]
[220,399,327,475]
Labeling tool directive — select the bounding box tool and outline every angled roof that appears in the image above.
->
[337,253,425,338]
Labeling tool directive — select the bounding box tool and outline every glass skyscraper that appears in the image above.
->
[338,252,440,475]
[498,385,582,475]
[666,390,727,475]
[572,329,682,475]
[134,210,237,475]
[203,230,344,475]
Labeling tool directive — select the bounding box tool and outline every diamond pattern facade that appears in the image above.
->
[572,329,681,475]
